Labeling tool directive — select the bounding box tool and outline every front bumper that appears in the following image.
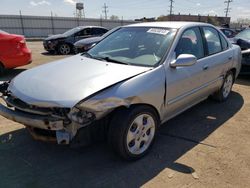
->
[0,101,75,144]
[0,82,107,146]
[74,46,85,54]
[43,41,57,51]
[0,103,64,130]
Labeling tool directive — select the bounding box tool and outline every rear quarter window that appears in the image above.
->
[220,33,229,51]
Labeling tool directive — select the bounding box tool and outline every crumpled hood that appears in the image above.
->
[9,55,151,108]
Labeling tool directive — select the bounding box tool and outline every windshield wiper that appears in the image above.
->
[102,57,129,65]
[81,52,104,61]
[82,53,129,65]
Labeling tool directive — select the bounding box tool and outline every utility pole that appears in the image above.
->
[102,3,108,20]
[169,0,174,15]
[169,0,174,21]
[224,0,233,17]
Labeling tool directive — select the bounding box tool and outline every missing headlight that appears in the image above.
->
[68,108,96,125]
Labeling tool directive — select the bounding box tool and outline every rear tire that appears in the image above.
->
[108,105,159,160]
[212,71,234,102]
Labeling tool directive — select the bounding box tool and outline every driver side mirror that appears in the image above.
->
[170,54,197,68]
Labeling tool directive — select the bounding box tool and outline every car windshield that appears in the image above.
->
[0,29,8,34]
[63,27,82,36]
[87,27,176,67]
[236,29,250,40]
[101,27,120,38]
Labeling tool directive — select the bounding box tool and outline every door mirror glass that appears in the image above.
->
[170,54,197,68]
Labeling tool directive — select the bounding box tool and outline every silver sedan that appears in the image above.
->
[0,22,241,160]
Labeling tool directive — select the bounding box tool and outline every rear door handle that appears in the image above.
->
[203,65,209,70]
[228,56,233,60]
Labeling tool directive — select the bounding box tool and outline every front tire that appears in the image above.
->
[109,106,159,160]
[58,43,71,55]
[212,71,234,102]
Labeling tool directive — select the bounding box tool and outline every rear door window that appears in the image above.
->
[202,27,222,55]
[93,28,108,36]
[76,28,92,37]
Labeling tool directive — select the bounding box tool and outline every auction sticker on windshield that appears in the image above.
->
[147,28,169,35]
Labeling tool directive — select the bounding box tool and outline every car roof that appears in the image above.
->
[217,27,234,30]
[77,26,107,30]
[125,21,212,29]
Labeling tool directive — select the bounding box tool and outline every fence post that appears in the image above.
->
[51,11,55,34]
[19,10,25,36]
[100,16,103,26]
[121,16,123,26]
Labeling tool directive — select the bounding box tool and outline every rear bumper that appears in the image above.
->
[0,103,64,130]
[2,50,32,69]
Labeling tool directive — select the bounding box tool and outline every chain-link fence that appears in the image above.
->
[0,14,136,38]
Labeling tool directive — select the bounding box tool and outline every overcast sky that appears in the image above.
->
[0,0,249,21]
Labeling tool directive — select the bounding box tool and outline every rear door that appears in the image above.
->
[200,26,233,91]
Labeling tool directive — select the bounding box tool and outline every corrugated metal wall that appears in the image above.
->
[0,15,136,37]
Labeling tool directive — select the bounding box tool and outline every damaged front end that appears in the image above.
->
[0,82,103,145]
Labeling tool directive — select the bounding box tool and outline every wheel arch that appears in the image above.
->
[229,68,237,82]
[110,103,161,125]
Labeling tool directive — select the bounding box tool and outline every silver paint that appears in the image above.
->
[0,22,242,144]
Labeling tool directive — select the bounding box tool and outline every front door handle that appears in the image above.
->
[203,65,209,70]
[228,56,233,60]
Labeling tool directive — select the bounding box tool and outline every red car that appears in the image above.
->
[0,30,32,75]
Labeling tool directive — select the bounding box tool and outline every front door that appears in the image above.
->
[165,27,209,119]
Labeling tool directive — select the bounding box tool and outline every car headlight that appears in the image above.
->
[68,107,96,125]
[48,40,58,45]
[84,44,93,51]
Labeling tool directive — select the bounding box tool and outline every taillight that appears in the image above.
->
[17,39,26,49]
[20,39,25,44]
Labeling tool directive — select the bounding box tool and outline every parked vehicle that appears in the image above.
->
[0,30,32,75]
[219,28,237,38]
[231,29,250,74]
[74,27,121,53]
[43,26,108,55]
[0,22,241,160]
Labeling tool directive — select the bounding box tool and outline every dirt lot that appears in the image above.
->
[0,42,250,188]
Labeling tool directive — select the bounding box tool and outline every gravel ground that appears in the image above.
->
[0,42,249,188]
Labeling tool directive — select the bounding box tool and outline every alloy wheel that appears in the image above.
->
[223,74,233,98]
[59,44,71,55]
[126,114,156,155]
